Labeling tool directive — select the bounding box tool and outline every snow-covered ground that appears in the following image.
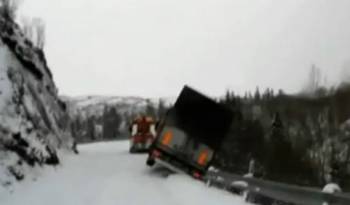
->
[0,141,250,205]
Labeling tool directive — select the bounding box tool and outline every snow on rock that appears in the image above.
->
[231,181,249,189]
[208,166,220,173]
[0,17,73,190]
[340,119,350,137]
[322,183,342,194]
[341,119,350,130]
[0,141,251,205]
[345,119,350,125]
[243,173,254,178]
[322,183,342,205]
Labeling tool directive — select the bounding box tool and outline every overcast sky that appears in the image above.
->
[19,0,350,98]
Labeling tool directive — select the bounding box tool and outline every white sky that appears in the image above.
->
[19,0,350,98]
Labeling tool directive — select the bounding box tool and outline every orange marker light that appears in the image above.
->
[162,131,173,146]
[198,150,208,166]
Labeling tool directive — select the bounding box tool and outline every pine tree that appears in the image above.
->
[145,100,156,118]
[102,107,122,139]
[266,112,295,182]
[87,117,96,141]
[157,99,167,119]
[254,87,261,101]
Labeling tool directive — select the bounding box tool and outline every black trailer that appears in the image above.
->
[146,86,234,179]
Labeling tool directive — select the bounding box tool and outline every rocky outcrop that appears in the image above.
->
[0,17,73,187]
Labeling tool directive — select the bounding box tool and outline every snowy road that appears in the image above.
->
[1,141,249,205]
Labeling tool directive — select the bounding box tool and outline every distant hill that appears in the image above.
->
[61,95,174,143]
[62,95,175,118]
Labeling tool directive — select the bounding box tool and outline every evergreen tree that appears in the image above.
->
[102,106,122,139]
[157,99,167,119]
[87,116,96,140]
[266,112,294,182]
[145,100,156,118]
[254,87,261,101]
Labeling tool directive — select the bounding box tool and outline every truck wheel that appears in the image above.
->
[146,157,155,166]
[129,147,136,153]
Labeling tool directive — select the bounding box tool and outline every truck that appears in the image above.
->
[146,86,234,179]
[129,116,157,153]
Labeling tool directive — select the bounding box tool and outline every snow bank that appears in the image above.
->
[322,183,342,194]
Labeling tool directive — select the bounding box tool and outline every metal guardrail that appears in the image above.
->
[204,170,350,205]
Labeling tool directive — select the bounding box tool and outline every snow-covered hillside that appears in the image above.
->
[63,95,175,118]
[64,96,153,118]
[0,141,251,205]
[63,95,174,142]
[0,17,73,187]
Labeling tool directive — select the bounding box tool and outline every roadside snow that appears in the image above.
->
[322,183,342,194]
[0,141,251,205]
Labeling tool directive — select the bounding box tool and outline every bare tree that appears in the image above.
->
[303,64,322,94]
[21,16,33,40]
[341,61,350,83]
[33,18,45,49]
[21,17,46,49]
[0,0,20,20]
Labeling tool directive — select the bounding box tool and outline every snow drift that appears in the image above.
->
[0,17,73,188]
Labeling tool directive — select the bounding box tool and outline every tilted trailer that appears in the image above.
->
[146,86,234,179]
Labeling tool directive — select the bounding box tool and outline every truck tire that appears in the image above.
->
[129,147,136,153]
[146,157,155,166]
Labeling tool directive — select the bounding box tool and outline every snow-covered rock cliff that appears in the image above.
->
[0,17,73,188]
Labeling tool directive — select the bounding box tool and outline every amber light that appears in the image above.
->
[161,131,173,146]
[197,150,209,166]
